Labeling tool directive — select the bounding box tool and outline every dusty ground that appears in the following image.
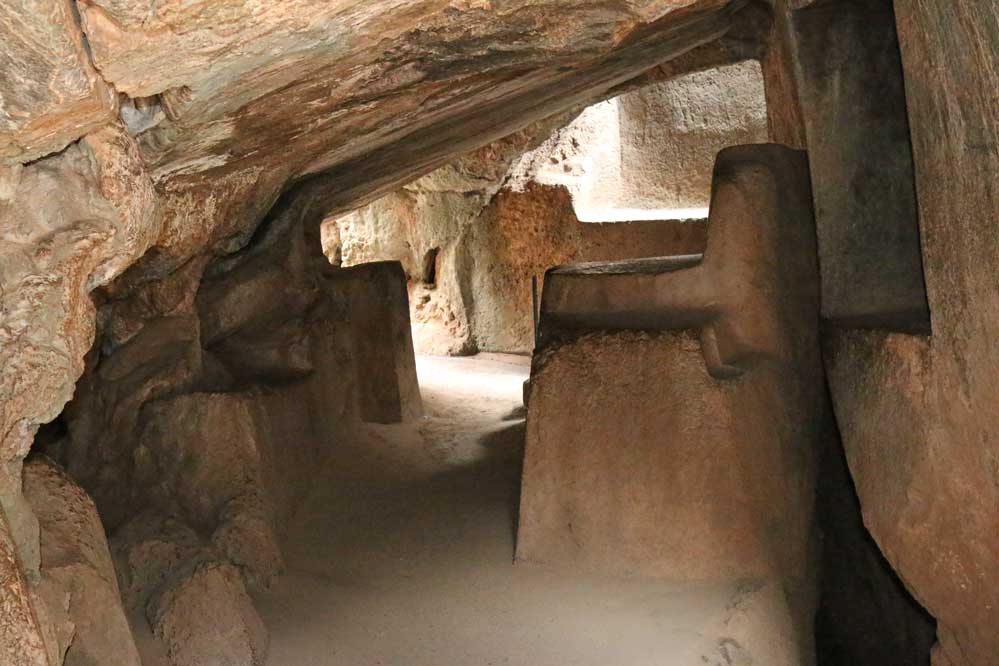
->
[250,354,770,666]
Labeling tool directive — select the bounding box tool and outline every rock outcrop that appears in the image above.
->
[23,456,141,666]
[148,560,268,666]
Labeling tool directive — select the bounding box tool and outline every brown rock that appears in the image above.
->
[135,393,268,533]
[0,507,50,666]
[516,147,823,651]
[23,456,141,666]
[336,262,423,424]
[823,3,999,663]
[148,560,268,666]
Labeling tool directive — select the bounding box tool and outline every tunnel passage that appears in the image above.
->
[2,0,995,665]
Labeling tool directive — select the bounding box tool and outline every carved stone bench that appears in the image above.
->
[516,144,825,663]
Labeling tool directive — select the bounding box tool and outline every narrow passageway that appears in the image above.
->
[254,354,756,666]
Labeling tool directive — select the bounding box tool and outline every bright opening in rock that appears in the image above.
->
[511,59,768,223]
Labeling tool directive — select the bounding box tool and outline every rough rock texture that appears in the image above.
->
[77,0,745,182]
[793,0,928,330]
[0,0,994,663]
[23,456,141,666]
[1,13,767,661]
[334,181,707,355]
[111,512,202,615]
[465,184,708,352]
[0,123,160,662]
[517,59,768,219]
[0,0,116,164]
[0,126,160,570]
[35,177,420,661]
[71,0,753,280]
[148,560,268,666]
[0,508,50,666]
[135,393,285,586]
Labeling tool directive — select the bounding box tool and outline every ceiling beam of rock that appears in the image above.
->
[5,0,761,284]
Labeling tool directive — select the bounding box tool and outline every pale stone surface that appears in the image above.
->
[148,560,268,666]
[0,0,116,164]
[464,184,707,353]
[23,456,141,666]
[0,508,49,666]
[515,60,768,220]
[332,179,706,356]
[0,124,160,662]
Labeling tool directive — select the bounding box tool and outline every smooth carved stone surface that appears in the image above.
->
[824,3,999,663]
[519,330,820,584]
[0,0,116,164]
[537,144,816,379]
[794,0,929,330]
[23,456,142,666]
[516,143,825,661]
[336,262,423,424]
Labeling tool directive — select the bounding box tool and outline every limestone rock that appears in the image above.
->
[823,3,999,663]
[111,511,203,614]
[212,495,284,591]
[63,314,203,530]
[0,124,160,562]
[335,179,707,356]
[0,508,50,666]
[513,59,768,218]
[336,262,423,424]
[0,0,116,164]
[23,456,141,666]
[135,393,268,533]
[149,560,268,666]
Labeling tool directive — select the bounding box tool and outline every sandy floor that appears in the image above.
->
[251,354,775,666]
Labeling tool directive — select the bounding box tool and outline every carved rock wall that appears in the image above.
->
[823,3,999,664]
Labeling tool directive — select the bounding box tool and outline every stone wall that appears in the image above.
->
[516,60,769,220]
[333,181,706,355]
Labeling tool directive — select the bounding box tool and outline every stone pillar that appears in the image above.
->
[336,261,423,424]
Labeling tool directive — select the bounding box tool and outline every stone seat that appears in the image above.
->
[537,143,817,379]
[517,144,825,664]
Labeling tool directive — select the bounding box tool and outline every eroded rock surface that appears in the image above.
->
[23,456,141,666]
[0,0,116,164]
[149,560,268,666]
[333,178,707,355]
